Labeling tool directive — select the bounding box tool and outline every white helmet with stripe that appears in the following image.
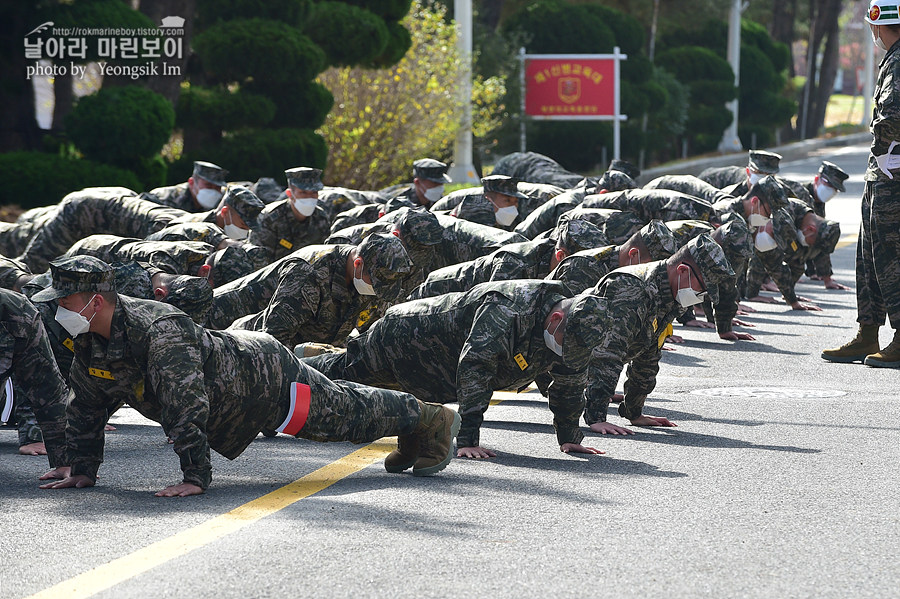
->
[866,1,900,26]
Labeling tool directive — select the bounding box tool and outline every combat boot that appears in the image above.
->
[864,329,900,368]
[821,324,880,363]
[411,401,460,477]
[383,433,419,473]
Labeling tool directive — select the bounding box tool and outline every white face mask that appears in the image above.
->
[352,262,377,296]
[55,294,98,337]
[873,26,888,51]
[816,182,837,203]
[196,188,223,209]
[223,212,249,240]
[675,271,705,308]
[543,319,564,357]
[748,172,762,186]
[796,229,810,247]
[754,229,778,252]
[293,197,318,217]
[494,205,518,226]
[423,185,444,204]
[747,203,769,228]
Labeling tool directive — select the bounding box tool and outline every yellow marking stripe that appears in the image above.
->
[25,441,395,599]
[835,233,858,250]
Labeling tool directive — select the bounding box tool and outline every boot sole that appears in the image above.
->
[413,411,461,477]
[384,455,417,473]
[821,352,869,363]
[864,356,900,368]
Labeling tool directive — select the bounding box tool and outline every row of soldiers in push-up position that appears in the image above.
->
[0,148,850,495]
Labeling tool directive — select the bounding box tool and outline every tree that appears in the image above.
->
[796,0,844,139]
[316,1,506,189]
[171,0,413,184]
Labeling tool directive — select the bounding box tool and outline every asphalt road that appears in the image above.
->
[2,139,898,599]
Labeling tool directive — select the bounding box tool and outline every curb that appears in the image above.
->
[637,131,873,184]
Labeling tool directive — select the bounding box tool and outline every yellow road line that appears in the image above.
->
[25,440,395,599]
[836,233,858,250]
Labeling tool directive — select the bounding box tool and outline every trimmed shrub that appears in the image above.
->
[195,0,313,29]
[0,152,141,209]
[66,85,175,169]
[342,0,412,21]
[366,20,412,68]
[176,86,277,131]
[304,2,390,67]
[192,18,326,85]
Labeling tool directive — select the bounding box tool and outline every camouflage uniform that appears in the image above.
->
[386,158,452,210]
[583,236,735,425]
[145,222,228,249]
[698,165,745,189]
[0,219,45,258]
[305,280,592,449]
[581,188,716,223]
[142,161,229,212]
[0,288,68,467]
[447,178,559,230]
[514,186,592,239]
[247,200,331,261]
[548,220,678,295]
[328,204,385,234]
[643,174,734,206]
[431,214,529,269]
[319,187,386,224]
[210,235,411,348]
[409,219,606,300]
[492,151,586,188]
[16,187,187,272]
[559,207,646,244]
[64,235,213,276]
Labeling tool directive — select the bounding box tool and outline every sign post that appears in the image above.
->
[519,48,627,158]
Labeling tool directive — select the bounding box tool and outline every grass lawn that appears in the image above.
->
[825,93,867,129]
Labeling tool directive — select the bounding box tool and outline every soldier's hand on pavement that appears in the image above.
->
[790,301,822,311]
[38,466,70,480]
[589,421,635,435]
[39,474,95,489]
[732,318,755,327]
[761,281,779,292]
[457,445,497,459]
[824,278,850,290]
[629,415,677,427]
[610,393,624,403]
[737,302,757,313]
[560,443,604,454]
[155,482,204,497]
[684,319,716,329]
[747,295,780,304]
[666,334,684,343]
[18,442,47,456]
[104,424,116,431]
[719,331,755,341]
[795,295,815,302]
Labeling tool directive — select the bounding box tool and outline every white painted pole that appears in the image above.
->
[448,0,479,183]
[718,0,743,152]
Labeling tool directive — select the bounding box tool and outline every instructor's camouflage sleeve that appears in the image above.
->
[0,289,68,467]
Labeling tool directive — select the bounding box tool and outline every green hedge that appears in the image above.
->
[304,2,389,67]
[66,85,175,169]
[0,152,141,210]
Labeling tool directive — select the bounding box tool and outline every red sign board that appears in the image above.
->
[524,58,616,117]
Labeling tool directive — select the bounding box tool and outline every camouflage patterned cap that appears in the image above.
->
[450,194,496,227]
[165,275,213,324]
[712,218,754,262]
[552,218,608,253]
[252,177,286,203]
[413,158,451,184]
[390,207,444,246]
[210,246,253,286]
[357,232,413,297]
[596,170,637,192]
[770,207,798,253]
[746,175,789,212]
[481,175,528,199]
[601,211,645,244]
[638,220,678,260]
[815,219,841,254]
[193,161,228,187]
[111,261,152,299]
[818,161,848,193]
[285,167,324,191]
[222,185,265,230]
[748,150,782,174]
[608,159,640,180]
[664,220,714,248]
[685,233,736,305]
[560,293,609,371]
[31,255,116,302]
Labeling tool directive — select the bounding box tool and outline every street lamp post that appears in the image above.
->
[448,0,480,184]
[718,0,743,152]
